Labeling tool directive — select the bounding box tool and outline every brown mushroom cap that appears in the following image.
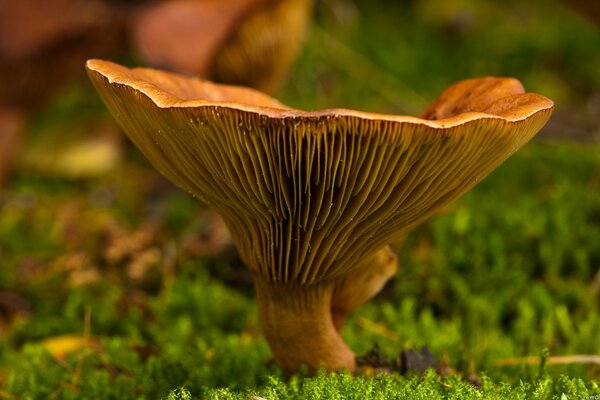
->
[132,0,313,93]
[86,59,553,373]
[132,0,263,77]
[211,0,314,93]
[87,59,552,285]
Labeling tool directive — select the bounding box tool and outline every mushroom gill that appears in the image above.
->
[86,59,554,374]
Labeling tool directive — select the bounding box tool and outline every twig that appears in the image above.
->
[70,306,92,391]
[493,354,600,367]
[354,316,399,341]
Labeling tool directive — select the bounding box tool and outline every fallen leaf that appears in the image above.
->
[354,316,398,341]
[38,334,103,360]
[126,247,161,281]
[104,223,157,264]
[494,354,600,366]
[53,138,121,178]
[20,121,122,179]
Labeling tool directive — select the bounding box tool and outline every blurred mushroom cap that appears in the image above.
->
[132,0,313,93]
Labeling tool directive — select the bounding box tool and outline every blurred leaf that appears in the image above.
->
[37,334,103,360]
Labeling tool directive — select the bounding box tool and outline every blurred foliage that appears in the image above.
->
[1,0,600,398]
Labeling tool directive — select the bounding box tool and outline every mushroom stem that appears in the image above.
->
[331,246,398,332]
[254,277,356,374]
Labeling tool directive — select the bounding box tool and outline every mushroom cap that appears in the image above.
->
[132,0,313,93]
[132,0,264,77]
[211,0,314,93]
[86,59,553,286]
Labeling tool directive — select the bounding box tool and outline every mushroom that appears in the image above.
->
[86,59,554,374]
[331,244,399,332]
[131,0,313,94]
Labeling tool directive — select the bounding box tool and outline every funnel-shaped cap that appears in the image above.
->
[87,59,553,286]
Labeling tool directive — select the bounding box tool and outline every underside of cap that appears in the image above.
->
[86,59,554,285]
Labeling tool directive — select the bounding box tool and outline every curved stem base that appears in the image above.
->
[254,277,356,374]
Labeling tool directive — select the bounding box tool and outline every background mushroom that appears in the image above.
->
[0,0,127,184]
[86,59,553,374]
[132,0,314,94]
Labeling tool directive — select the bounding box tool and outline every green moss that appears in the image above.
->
[3,143,600,398]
